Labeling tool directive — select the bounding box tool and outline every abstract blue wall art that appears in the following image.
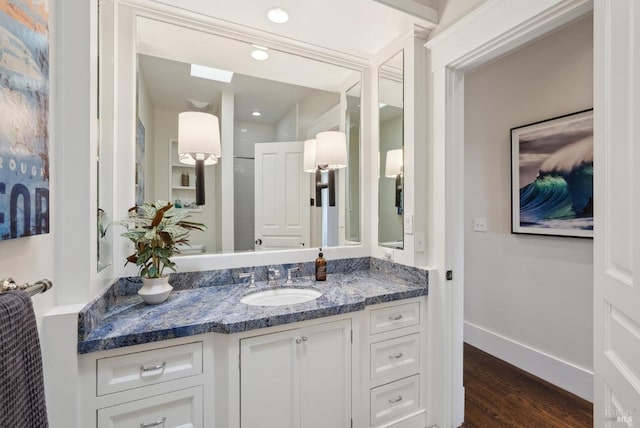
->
[0,1,50,240]
[511,109,593,238]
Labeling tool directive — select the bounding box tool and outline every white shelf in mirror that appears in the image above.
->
[169,139,201,212]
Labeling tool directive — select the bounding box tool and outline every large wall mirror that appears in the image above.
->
[97,1,114,272]
[378,50,404,249]
[133,17,362,256]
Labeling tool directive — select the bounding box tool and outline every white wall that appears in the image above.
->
[463,15,594,400]
[233,121,276,251]
[298,91,341,139]
[275,105,298,141]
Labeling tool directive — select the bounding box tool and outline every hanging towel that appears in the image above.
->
[0,291,49,428]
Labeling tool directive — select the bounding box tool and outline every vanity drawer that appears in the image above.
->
[97,386,202,428]
[97,342,203,396]
[370,333,420,380]
[370,302,420,335]
[370,375,420,426]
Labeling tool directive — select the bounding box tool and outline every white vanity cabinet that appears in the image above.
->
[79,296,427,428]
[97,386,203,428]
[362,298,427,428]
[240,319,352,428]
[79,335,215,428]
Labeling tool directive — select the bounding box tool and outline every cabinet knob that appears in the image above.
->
[295,336,308,344]
[140,416,166,427]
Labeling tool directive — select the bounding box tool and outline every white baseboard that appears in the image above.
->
[464,321,593,402]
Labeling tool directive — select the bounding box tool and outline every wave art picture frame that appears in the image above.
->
[511,109,593,238]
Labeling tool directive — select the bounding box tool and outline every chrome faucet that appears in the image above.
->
[239,271,256,288]
[267,267,280,287]
[285,266,300,285]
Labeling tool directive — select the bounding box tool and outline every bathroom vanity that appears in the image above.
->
[77,258,428,428]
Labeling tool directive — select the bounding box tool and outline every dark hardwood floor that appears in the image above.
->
[462,343,593,427]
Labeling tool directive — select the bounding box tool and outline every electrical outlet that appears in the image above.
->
[473,217,487,232]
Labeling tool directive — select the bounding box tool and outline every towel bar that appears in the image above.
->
[0,278,53,297]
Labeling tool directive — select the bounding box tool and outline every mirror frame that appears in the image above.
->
[370,30,427,268]
[110,4,370,275]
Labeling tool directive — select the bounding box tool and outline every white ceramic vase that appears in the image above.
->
[138,275,173,304]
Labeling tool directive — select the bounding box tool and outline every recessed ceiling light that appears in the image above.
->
[251,49,269,61]
[252,110,262,117]
[190,64,233,82]
[267,8,289,24]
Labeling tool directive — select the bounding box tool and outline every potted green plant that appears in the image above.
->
[119,201,206,304]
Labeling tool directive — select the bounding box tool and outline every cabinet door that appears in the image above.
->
[97,386,202,428]
[300,319,351,428]
[240,328,300,428]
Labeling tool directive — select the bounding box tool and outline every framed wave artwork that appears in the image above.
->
[511,109,593,238]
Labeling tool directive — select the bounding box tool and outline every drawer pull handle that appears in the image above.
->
[388,395,403,404]
[388,314,403,321]
[140,362,166,373]
[140,416,166,427]
[389,352,404,360]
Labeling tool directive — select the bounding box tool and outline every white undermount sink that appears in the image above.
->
[241,288,322,306]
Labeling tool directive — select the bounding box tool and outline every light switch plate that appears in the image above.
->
[404,214,414,234]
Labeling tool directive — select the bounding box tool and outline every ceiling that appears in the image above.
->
[138,54,335,125]
[137,0,434,128]
[136,15,360,126]
[147,0,438,60]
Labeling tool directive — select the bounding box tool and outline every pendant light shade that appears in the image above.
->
[177,111,221,206]
[315,131,347,169]
[385,149,403,177]
[178,112,221,165]
[385,149,403,210]
[303,139,317,173]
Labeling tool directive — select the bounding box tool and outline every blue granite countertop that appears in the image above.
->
[78,258,428,354]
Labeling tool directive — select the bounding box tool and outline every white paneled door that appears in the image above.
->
[254,142,310,250]
[594,0,640,426]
